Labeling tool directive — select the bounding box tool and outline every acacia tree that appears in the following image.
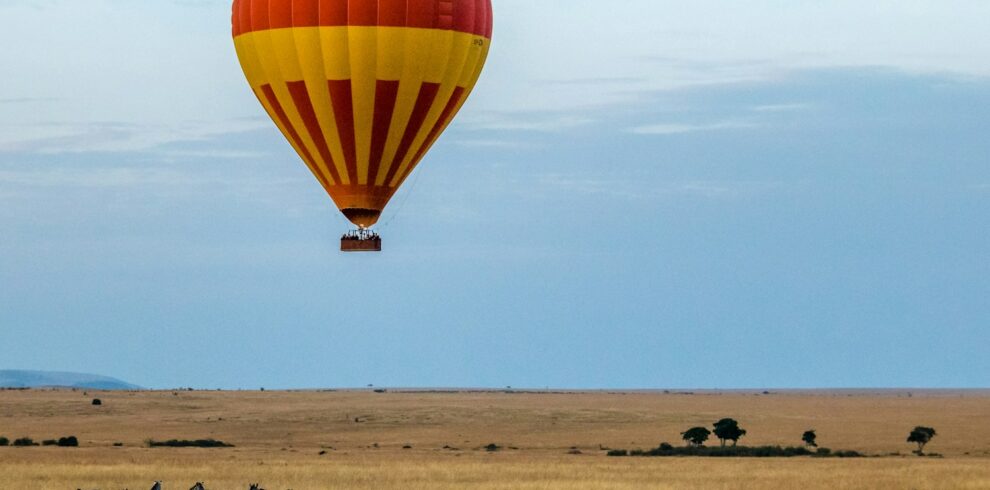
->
[802,430,818,448]
[907,427,937,454]
[681,427,711,447]
[713,418,747,447]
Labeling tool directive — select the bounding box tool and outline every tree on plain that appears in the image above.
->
[802,430,818,448]
[681,427,711,447]
[907,426,937,455]
[712,418,747,447]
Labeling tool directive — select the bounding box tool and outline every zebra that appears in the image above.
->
[150,482,162,490]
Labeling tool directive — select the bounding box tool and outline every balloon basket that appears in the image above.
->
[341,230,382,253]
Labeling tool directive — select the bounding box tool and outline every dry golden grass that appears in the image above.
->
[1,389,988,489]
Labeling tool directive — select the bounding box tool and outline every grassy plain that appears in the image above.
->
[0,389,988,489]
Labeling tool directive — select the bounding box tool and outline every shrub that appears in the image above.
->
[92,399,102,406]
[681,427,711,447]
[13,438,37,447]
[816,447,832,456]
[58,436,79,447]
[0,437,9,446]
[42,440,58,446]
[146,439,234,448]
[484,443,501,452]
[606,449,628,457]
[833,450,863,458]
[908,427,937,454]
[712,418,747,447]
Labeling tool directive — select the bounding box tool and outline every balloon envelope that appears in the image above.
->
[232,0,493,228]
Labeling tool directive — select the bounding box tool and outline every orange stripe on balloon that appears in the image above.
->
[270,0,291,30]
[382,82,440,188]
[319,0,347,25]
[368,80,400,187]
[438,0,454,30]
[291,0,319,26]
[233,0,492,38]
[287,81,343,185]
[260,84,333,189]
[327,79,358,184]
[231,0,241,38]
[378,0,409,26]
[249,0,270,33]
[346,0,377,26]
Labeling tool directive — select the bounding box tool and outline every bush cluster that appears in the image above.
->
[146,439,234,448]
[607,443,862,458]
[58,436,79,447]
[0,436,78,448]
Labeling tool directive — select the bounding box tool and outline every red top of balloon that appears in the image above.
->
[233,0,493,38]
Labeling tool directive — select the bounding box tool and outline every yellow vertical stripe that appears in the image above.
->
[292,27,351,184]
[320,27,351,80]
[348,28,377,185]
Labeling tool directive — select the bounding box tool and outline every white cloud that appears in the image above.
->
[630,120,759,135]
[459,112,594,132]
[0,118,272,154]
[0,167,195,188]
[752,103,814,113]
[537,173,790,201]
[450,139,526,149]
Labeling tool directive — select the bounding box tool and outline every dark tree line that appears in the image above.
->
[673,419,938,456]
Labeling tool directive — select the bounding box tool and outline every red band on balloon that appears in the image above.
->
[232,0,493,38]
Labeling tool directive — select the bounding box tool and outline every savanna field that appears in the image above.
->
[0,389,988,489]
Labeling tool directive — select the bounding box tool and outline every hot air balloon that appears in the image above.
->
[231,0,493,252]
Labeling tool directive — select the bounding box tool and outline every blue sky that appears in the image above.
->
[1,1,988,389]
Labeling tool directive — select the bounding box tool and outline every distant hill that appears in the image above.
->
[0,370,140,390]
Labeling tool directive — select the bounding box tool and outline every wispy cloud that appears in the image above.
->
[157,149,270,160]
[0,97,59,105]
[450,139,527,149]
[752,103,814,113]
[542,76,650,87]
[537,173,791,201]
[459,112,594,132]
[630,120,760,135]
[0,118,272,155]
[0,167,195,188]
